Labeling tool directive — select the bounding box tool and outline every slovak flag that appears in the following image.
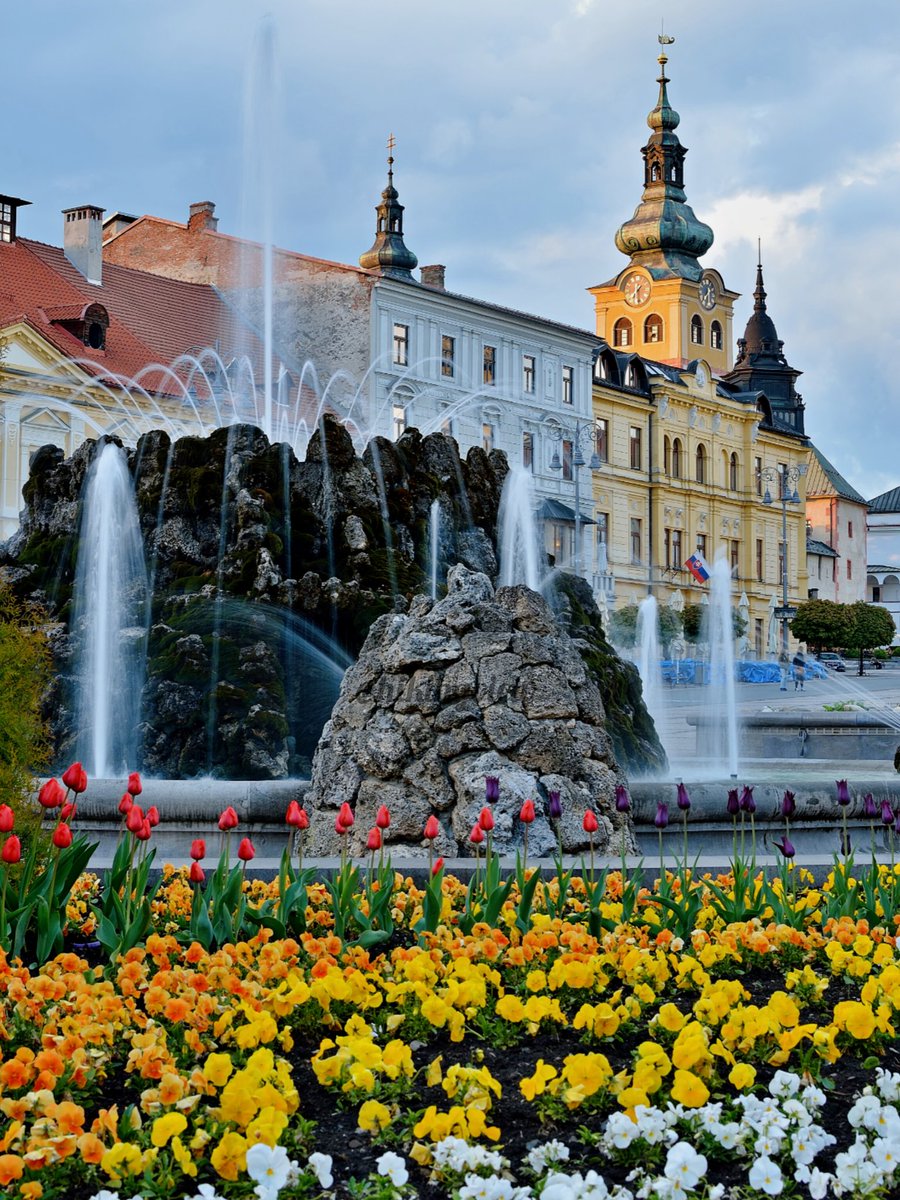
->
[685,553,710,583]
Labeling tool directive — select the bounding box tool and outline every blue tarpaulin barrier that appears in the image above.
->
[659,658,827,684]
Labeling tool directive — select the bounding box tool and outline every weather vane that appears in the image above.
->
[387,132,396,165]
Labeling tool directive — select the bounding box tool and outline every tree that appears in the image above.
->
[790,599,854,653]
[0,583,51,811]
[682,603,747,645]
[843,602,896,676]
[608,603,682,653]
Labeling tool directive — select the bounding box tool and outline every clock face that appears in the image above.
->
[699,275,717,310]
[622,272,651,307]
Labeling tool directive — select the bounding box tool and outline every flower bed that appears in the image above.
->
[2,864,900,1200]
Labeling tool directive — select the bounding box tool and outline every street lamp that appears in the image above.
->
[759,464,803,656]
[547,418,602,577]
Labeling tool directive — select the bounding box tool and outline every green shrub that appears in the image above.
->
[0,582,51,810]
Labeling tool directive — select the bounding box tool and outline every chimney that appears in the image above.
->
[188,200,218,233]
[62,205,105,285]
[420,264,446,289]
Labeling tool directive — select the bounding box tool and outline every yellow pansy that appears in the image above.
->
[151,1111,187,1148]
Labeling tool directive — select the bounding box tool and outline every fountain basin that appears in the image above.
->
[688,712,900,762]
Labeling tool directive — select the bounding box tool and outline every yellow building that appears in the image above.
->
[587,42,808,656]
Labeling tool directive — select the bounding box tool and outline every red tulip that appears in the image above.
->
[334,813,347,835]
[118,793,133,816]
[127,772,143,797]
[423,815,440,840]
[146,806,160,828]
[62,762,88,794]
[218,806,239,832]
[136,819,152,841]
[1,834,22,864]
[52,822,73,849]
[478,806,494,832]
[366,827,382,852]
[432,857,444,876]
[38,779,65,809]
[126,805,144,834]
[520,799,536,824]
[0,805,13,833]
[190,839,206,861]
[582,809,599,835]
[285,800,304,827]
[376,805,391,829]
[60,802,76,822]
[189,860,205,884]
[338,802,354,830]
[469,823,485,845]
[237,837,255,862]
[296,807,309,830]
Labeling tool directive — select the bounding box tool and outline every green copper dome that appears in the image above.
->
[615,45,713,282]
[360,148,418,279]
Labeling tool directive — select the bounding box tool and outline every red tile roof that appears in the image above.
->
[0,237,266,399]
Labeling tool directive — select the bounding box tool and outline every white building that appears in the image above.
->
[867,485,900,641]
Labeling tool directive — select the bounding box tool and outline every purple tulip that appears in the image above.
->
[781,790,796,819]
[882,801,894,826]
[654,802,669,830]
[774,836,795,859]
[548,790,563,820]
[485,776,500,803]
[726,788,740,817]
[676,782,691,812]
[614,785,630,814]
[864,793,878,820]
[836,780,851,807]
[740,786,756,815]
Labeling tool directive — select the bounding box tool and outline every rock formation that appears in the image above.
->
[306,565,634,857]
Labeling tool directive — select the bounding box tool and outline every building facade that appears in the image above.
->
[867,487,900,641]
[804,445,867,602]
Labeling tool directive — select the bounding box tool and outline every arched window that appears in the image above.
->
[663,435,671,474]
[650,163,660,182]
[729,452,739,491]
[710,320,723,350]
[690,315,704,345]
[613,317,632,348]
[643,313,663,344]
[695,442,707,484]
[672,438,682,479]
[593,355,607,381]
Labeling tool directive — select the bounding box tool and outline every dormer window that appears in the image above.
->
[0,202,13,243]
[47,301,109,351]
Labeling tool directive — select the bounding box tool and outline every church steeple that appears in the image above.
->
[615,37,714,281]
[724,250,806,436]
[359,135,418,279]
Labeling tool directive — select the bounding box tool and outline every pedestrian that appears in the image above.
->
[778,650,789,692]
[792,648,806,691]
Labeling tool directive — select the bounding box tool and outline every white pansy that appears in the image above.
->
[768,1071,801,1099]
[457,1174,532,1200]
[604,1111,641,1149]
[376,1150,409,1187]
[808,1168,832,1200]
[754,1130,785,1158]
[748,1156,784,1196]
[875,1069,900,1103]
[526,1140,570,1173]
[308,1152,333,1189]
[88,1192,122,1200]
[713,1122,742,1150]
[848,1095,882,1129]
[801,1084,827,1111]
[663,1142,706,1190]
[871,1135,900,1174]
[246,1143,293,1196]
[187,1189,227,1200]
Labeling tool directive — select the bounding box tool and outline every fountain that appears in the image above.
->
[498,466,543,591]
[428,499,441,599]
[701,555,740,778]
[635,594,665,739]
[71,442,149,777]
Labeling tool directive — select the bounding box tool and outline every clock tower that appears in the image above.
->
[589,38,738,372]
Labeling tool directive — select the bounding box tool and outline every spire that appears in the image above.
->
[737,247,782,360]
[359,134,418,279]
[614,35,714,281]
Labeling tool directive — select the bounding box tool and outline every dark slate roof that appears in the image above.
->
[869,487,900,514]
[808,445,866,504]
[539,498,596,524]
[868,564,900,574]
[806,536,837,558]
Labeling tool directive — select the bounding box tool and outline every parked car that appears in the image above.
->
[817,652,846,672]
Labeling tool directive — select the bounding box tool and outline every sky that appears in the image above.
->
[5,0,900,499]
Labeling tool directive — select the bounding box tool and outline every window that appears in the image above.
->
[392,323,409,366]
[696,534,708,560]
[562,439,573,481]
[613,317,632,348]
[695,443,706,483]
[710,320,723,350]
[392,404,406,439]
[522,431,533,471]
[690,314,703,345]
[629,425,642,470]
[523,354,535,393]
[754,619,763,658]
[644,313,663,344]
[562,365,573,405]
[550,523,572,567]
[729,452,739,491]
[665,528,682,569]
[664,528,671,568]
[441,335,455,378]
[596,513,608,548]
[482,422,495,452]
[730,539,740,574]
[848,520,853,538]
[483,345,496,385]
[651,163,660,182]
[663,436,671,474]
[778,541,786,585]
[873,585,882,602]
[630,518,642,564]
[756,538,764,582]
[0,202,12,243]
[778,462,789,499]
[595,418,608,463]
[672,438,682,478]
[755,456,763,496]
[847,559,853,580]
[593,353,609,382]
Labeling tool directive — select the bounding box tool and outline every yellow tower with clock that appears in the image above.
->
[589,39,739,372]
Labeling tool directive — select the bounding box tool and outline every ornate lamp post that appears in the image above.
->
[759,464,803,655]
[547,419,602,577]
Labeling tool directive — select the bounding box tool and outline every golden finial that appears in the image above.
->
[658,25,675,67]
[387,132,396,165]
